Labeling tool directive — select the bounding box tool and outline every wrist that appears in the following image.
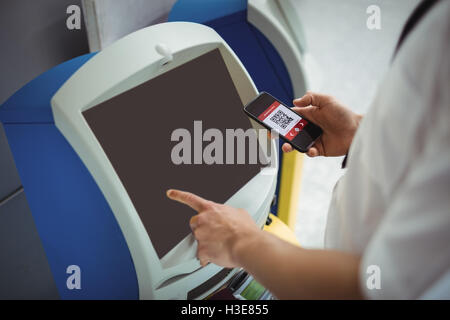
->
[231,228,264,267]
[355,113,363,126]
[344,113,363,154]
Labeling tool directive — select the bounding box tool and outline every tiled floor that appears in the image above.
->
[290,0,419,248]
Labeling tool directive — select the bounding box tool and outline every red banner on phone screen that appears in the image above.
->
[258,101,280,121]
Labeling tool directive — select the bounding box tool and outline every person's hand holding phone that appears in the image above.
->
[282,92,362,157]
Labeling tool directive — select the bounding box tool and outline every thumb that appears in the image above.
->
[293,91,329,108]
[293,93,314,108]
[292,106,318,124]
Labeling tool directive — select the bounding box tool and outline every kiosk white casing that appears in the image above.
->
[51,22,278,299]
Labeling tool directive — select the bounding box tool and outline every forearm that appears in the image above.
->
[233,230,363,299]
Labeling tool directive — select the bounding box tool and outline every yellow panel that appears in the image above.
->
[263,214,300,246]
[276,151,303,230]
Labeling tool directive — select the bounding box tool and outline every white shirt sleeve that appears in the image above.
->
[360,120,450,299]
[359,24,450,297]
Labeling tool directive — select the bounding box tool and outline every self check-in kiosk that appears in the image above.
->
[46,22,278,299]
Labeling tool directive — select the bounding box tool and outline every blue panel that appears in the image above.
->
[4,123,138,299]
[251,26,294,102]
[0,53,96,124]
[209,17,292,102]
[169,0,247,23]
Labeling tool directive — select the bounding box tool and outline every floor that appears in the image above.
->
[290,0,419,248]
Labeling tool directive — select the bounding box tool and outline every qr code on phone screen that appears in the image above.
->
[270,110,294,129]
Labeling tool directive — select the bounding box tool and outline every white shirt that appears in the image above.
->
[325,1,450,299]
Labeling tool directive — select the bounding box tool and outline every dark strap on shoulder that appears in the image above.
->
[393,0,440,58]
[341,154,348,169]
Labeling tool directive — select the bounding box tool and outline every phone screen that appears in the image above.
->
[244,92,322,152]
[257,101,308,141]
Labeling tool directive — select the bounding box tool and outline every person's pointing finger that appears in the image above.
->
[166,189,211,212]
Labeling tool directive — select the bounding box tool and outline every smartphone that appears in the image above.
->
[244,92,322,153]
